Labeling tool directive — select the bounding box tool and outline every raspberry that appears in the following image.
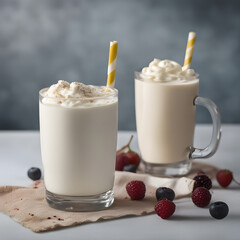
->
[192,187,211,207]
[193,174,212,190]
[216,170,233,187]
[126,180,146,200]
[154,199,176,219]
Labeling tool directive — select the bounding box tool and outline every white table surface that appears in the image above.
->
[0,125,240,240]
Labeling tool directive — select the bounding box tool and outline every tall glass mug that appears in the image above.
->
[135,62,221,176]
[39,82,118,211]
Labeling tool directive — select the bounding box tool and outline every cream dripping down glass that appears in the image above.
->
[135,59,221,176]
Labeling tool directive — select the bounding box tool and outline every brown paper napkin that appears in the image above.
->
[0,162,218,233]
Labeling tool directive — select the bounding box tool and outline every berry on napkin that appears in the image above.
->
[126,180,146,200]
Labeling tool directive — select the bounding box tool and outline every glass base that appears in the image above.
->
[143,159,192,177]
[46,189,114,212]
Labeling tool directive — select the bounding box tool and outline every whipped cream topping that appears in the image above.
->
[140,59,198,83]
[40,80,117,107]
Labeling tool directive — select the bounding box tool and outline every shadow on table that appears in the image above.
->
[170,215,209,221]
[170,213,240,221]
[212,185,240,190]
[227,214,240,220]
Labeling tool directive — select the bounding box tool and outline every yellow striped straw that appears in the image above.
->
[183,32,196,71]
[106,40,118,88]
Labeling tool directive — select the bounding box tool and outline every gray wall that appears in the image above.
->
[0,0,239,130]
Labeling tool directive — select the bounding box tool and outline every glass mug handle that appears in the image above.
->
[189,97,222,159]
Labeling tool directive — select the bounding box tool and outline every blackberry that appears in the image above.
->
[193,174,212,191]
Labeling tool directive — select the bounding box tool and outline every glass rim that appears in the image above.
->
[39,86,118,101]
[134,71,200,82]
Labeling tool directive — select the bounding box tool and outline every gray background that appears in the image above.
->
[0,0,239,130]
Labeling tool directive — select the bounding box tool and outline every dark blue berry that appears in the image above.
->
[123,164,138,173]
[156,187,175,201]
[28,167,41,181]
[209,201,229,219]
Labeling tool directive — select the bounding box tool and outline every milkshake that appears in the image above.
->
[135,59,221,176]
[136,59,198,164]
[39,80,118,211]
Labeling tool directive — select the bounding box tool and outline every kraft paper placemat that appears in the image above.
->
[0,162,218,232]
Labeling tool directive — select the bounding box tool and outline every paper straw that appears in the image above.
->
[106,41,118,88]
[183,32,196,71]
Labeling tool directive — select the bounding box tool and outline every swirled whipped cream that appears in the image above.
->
[140,59,198,83]
[40,80,117,107]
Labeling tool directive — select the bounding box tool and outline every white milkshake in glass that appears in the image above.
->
[135,59,221,176]
[39,80,118,211]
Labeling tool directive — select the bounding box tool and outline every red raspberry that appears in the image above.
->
[154,199,176,219]
[193,174,212,191]
[126,180,146,200]
[216,170,233,187]
[192,187,211,207]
